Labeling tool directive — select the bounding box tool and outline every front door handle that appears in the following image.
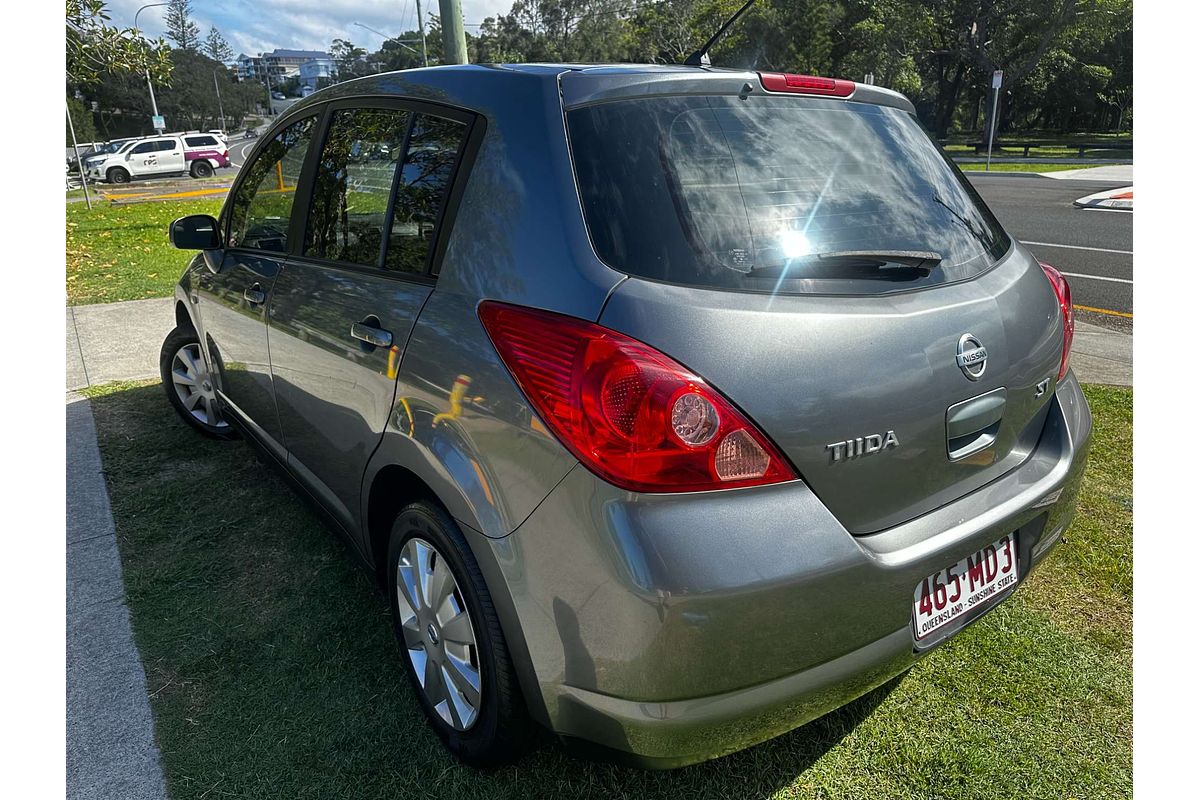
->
[350,321,393,348]
[243,284,266,305]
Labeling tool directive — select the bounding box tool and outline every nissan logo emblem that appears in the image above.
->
[956,333,988,380]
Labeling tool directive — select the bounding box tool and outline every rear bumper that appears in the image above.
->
[473,372,1092,767]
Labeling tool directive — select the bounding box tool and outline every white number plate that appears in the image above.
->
[913,532,1018,642]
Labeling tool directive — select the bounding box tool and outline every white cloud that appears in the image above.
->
[107,0,514,56]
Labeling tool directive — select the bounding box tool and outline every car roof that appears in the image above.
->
[277,63,916,122]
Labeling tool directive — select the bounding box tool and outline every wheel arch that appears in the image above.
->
[365,464,446,585]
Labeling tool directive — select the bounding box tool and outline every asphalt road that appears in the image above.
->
[967,173,1132,330]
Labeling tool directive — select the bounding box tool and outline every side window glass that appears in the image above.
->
[131,142,156,154]
[158,140,176,152]
[227,116,315,253]
[387,114,468,274]
[304,108,411,268]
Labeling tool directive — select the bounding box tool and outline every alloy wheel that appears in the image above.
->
[170,343,227,428]
[395,537,482,731]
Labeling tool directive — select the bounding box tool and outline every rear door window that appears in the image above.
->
[303,107,412,268]
[567,95,1011,295]
[301,108,468,275]
[386,114,468,274]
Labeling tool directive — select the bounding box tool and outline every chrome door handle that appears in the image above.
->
[350,322,392,348]
[243,285,266,305]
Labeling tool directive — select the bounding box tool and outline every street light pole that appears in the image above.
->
[213,71,226,132]
[134,3,170,134]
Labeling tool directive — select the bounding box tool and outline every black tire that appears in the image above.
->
[386,500,533,767]
[107,167,130,184]
[159,326,237,439]
[191,160,214,178]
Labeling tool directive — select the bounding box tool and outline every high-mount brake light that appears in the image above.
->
[758,72,855,97]
[1039,261,1075,381]
[478,301,797,493]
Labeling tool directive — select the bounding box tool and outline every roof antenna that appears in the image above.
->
[683,0,759,67]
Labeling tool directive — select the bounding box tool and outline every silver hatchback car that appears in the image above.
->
[161,64,1091,768]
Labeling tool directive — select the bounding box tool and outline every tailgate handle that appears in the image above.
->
[946,388,1007,460]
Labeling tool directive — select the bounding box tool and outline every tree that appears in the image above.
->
[331,39,369,80]
[165,0,201,51]
[66,0,172,86]
[203,26,234,63]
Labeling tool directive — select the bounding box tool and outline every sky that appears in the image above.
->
[106,0,514,59]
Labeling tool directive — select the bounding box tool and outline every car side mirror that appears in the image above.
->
[170,214,222,250]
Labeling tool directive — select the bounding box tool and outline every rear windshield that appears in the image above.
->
[566,95,1011,294]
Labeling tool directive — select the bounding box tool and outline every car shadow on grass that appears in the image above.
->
[86,381,901,800]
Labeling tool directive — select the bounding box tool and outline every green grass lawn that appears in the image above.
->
[67,198,222,306]
[957,162,1087,173]
[85,381,1131,799]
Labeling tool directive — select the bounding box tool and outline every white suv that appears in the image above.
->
[84,135,230,184]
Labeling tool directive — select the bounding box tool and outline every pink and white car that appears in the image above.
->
[85,134,230,183]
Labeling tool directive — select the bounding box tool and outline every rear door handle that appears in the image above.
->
[243,284,266,305]
[350,322,392,348]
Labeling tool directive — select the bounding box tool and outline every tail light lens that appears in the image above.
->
[758,72,855,97]
[478,301,796,493]
[1039,262,1075,381]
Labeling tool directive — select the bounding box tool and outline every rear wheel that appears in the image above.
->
[387,501,532,767]
[106,167,130,184]
[190,160,214,178]
[160,326,236,439]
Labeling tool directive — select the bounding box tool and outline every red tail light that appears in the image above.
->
[758,72,855,97]
[478,302,796,493]
[1039,262,1075,381]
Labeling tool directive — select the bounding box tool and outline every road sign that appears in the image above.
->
[992,70,1003,89]
[151,114,165,130]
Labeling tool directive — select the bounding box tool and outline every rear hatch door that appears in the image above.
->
[567,87,1064,534]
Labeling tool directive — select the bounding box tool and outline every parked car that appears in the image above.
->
[161,64,1090,769]
[85,134,229,183]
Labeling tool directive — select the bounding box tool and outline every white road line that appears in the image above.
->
[1021,240,1133,255]
[1058,271,1133,285]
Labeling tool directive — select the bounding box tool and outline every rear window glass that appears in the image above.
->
[185,135,219,148]
[566,95,1011,294]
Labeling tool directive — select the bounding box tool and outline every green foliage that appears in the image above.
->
[457,0,1133,135]
[66,96,98,147]
[165,0,201,51]
[66,0,172,86]
[203,26,234,63]
[81,50,263,139]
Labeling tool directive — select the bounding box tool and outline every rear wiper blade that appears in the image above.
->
[747,250,943,278]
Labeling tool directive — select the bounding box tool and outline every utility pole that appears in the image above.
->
[416,0,428,67]
[439,0,468,65]
[66,101,92,209]
[264,65,274,116]
[213,71,226,132]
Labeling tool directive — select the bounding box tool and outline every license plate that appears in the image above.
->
[912,532,1018,642]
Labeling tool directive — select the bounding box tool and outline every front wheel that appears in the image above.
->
[387,501,533,767]
[190,160,214,178]
[160,326,236,439]
[106,167,130,184]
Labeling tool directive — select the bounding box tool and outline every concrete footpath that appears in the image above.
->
[66,392,168,800]
[66,297,1133,389]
